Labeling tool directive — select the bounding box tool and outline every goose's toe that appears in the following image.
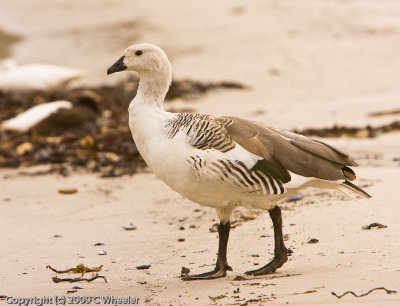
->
[181,264,232,281]
[245,254,287,276]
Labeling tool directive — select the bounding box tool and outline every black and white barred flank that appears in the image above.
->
[165,113,236,152]
[188,155,286,195]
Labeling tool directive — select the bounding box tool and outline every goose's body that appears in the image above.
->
[108,43,371,280]
[130,109,333,211]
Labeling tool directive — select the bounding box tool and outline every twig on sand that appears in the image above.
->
[46,264,103,276]
[331,287,396,299]
[52,274,107,283]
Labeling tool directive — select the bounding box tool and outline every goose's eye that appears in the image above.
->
[135,50,143,56]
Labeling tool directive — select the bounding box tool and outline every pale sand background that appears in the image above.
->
[1,0,400,305]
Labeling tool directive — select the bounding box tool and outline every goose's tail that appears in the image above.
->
[340,180,372,199]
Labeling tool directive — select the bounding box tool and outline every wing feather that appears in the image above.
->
[222,116,357,181]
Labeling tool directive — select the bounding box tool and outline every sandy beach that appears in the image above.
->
[1,0,400,305]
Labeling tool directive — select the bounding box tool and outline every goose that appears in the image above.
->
[0,60,84,92]
[107,43,371,280]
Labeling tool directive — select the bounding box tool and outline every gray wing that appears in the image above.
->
[223,116,357,182]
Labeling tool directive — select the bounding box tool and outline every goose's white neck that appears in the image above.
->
[130,64,172,110]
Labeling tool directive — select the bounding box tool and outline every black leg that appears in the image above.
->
[245,205,288,276]
[182,221,232,280]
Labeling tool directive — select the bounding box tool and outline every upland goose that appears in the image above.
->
[107,43,371,280]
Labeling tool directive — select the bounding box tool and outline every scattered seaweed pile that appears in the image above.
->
[0,76,244,176]
[295,121,400,138]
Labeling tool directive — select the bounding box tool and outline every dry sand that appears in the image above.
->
[1,136,399,305]
[1,0,400,305]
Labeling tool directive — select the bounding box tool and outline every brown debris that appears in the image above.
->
[331,287,396,299]
[180,266,190,276]
[46,264,103,276]
[208,295,226,301]
[368,109,400,117]
[58,188,78,194]
[362,223,388,230]
[52,274,107,283]
[295,121,400,138]
[290,289,317,295]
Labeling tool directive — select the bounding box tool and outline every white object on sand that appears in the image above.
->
[1,100,72,132]
[0,60,84,91]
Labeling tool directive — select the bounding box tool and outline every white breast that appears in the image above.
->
[129,106,192,187]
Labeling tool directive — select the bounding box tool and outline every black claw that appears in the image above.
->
[182,267,228,281]
[245,206,288,276]
[244,255,287,276]
[182,263,233,281]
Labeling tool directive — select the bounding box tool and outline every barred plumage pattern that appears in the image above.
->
[165,113,236,152]
[188,155,285,195]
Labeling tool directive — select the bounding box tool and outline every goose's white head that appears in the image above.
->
[107,43,172,80]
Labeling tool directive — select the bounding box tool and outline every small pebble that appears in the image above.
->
[98,250,107,255]
[181,266,190,275]
[287,195,303,202]
[136,265,151,270]
[179,226,185,230]
[94,242,105,246]
[307,238,319,244]
[122,223,137,231]
[178,238,185,242]
[209,223,219,232]
[53,234,63,238]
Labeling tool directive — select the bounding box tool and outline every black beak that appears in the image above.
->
[107,56,127,75]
